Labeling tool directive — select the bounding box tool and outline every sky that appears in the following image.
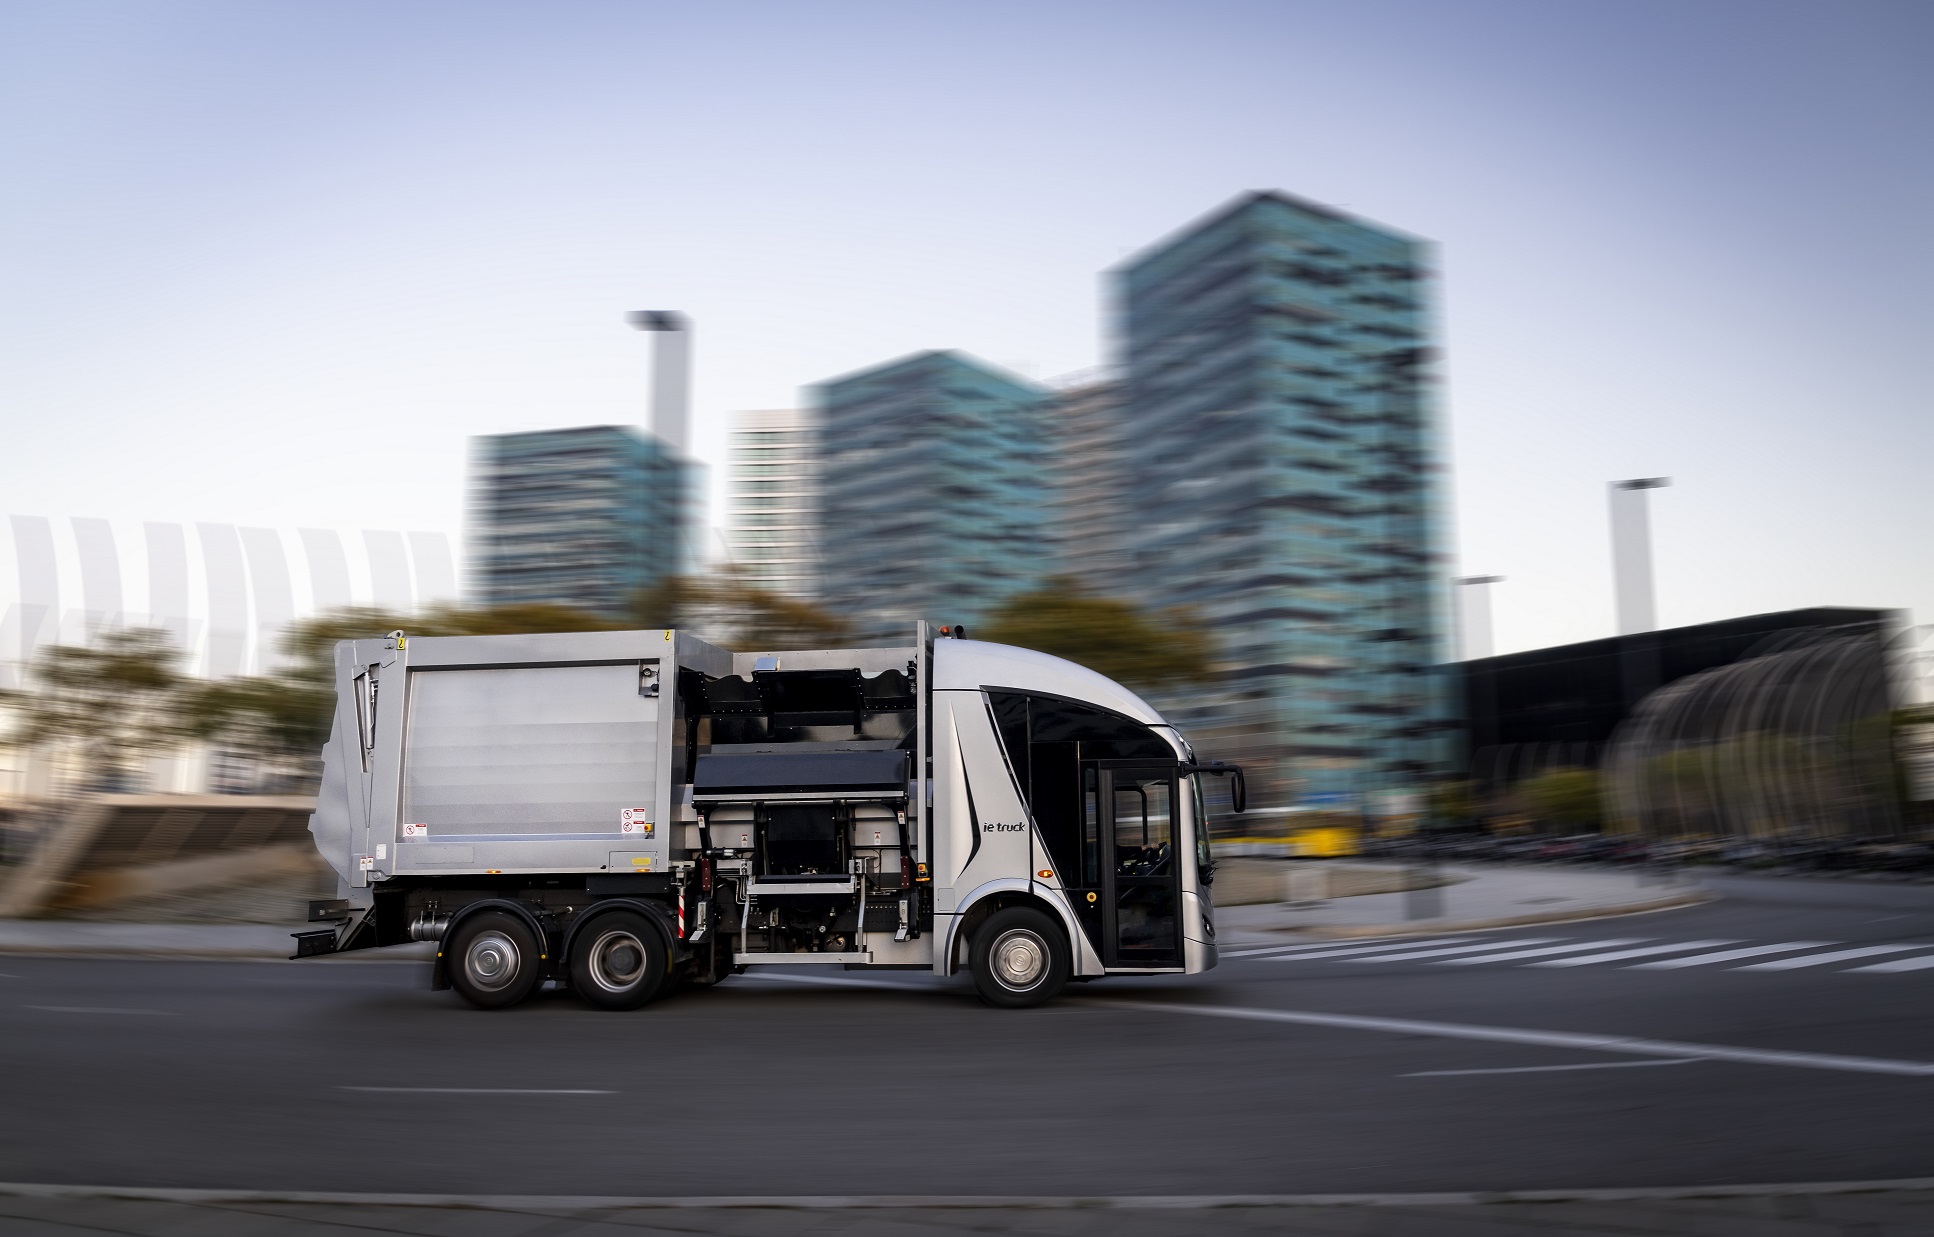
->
[1,0,1928,665]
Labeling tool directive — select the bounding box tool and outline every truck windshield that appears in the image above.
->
[1190,775,1213,882]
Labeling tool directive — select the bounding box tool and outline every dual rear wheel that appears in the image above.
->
[444,909,669,1011]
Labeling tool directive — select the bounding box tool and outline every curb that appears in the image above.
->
[0,938,435,963]
[0,892,1717,960]
[1302,888,1716,939]
[1,1177,1931,1210]
[1219,887,1717,946]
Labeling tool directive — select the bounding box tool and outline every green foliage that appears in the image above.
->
[182,675,337,781]
[977,579,1214,692]
[1517,767,1604,831]
[629,574,851,650]
[0,628,191,790]
[1428,778,1478,825]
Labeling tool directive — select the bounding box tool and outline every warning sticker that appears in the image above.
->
[401,823,428,838]
[358,855,374,871]
[629,855,654,870]
[620,809,653,835]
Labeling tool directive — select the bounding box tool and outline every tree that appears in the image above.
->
[1428,778,1479,828]
[976,580,1214,693]
[630,574,851,651]
[1517,767,1604,832]
[0,628,190,792]
[248,603,627,780]
[182,674,337,792]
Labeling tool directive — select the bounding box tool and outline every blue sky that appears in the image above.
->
[1,0,1927,659]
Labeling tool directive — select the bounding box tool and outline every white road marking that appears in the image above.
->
[1349,939,1564,964]
[1093,999,1934,1076]
[1262,939,1504,962]
[338,1087,614,1095]
[1405,1058,1701,1077]
[1435,940,1646,966]
[1737,945,1926,971]
[1850,954,1934,973]
[27,1006,177,1016]
[1630,941,1834,969]
[1226,937,1473,959]
[1528,940,1740,968]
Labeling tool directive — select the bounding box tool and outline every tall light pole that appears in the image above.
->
[627,310,690,456]
[628,310,698,576]
[1454,575,1504,661]
[1610,477,1670,635]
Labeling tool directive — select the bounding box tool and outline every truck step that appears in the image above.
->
[747,876,857,896]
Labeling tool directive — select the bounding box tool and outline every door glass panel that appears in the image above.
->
[1082,766,1101,886]
[1110,771,1177,957]
[1113,778,1172,876]
[1117,883,1176,953]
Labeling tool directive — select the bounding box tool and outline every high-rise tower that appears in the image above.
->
[727,408,820,600]
[1116,191,1456,807]
[469,425,687,617]
[812,350,1049,639]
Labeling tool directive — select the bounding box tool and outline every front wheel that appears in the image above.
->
[569,911,669,1011]
[970,907,1070,1008]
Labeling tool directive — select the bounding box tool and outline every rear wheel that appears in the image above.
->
[569,911,669,1011]
[970,907,1070,1008]
[446,911,543,1010]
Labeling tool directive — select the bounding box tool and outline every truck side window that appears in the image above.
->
[1191,775,1214,883]
[986,690,1173,892]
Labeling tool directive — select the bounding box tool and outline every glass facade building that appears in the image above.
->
[470,425,688,617]
[728,408,820,600]
[813,351,1050,640]
[1115,192,1457,807]
[1047,376,1127,588]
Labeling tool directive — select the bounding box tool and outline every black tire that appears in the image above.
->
[568,911,669,1011]
[445,911,543,1010]
[970,907,1070,1008]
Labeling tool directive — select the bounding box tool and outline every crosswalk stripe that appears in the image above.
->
[1233,935,1934,975]
[1437,939,1647,966]
[1227,937,1473,960]
[1628,941,1834,969]
[1262,939,1497,962]
[1528,940,1741,968]
[1848,953,1934,974]
[1352,939,1563,964]
[1736,944,1927,971]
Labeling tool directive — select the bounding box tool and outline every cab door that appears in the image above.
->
[1086,761,1183,967]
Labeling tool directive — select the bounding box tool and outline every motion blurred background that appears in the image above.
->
[2,0,1930,918]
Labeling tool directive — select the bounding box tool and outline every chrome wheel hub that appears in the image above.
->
[590,929,648,993]
[991,928,1048,991]
[465,931,521,992]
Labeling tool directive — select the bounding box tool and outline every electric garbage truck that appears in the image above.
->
[297,623,1243,1008]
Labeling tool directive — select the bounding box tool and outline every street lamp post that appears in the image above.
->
[626,310,691,456]
[1610,476,1672,730]
[1610,477,1671,636]
[628,310,698,577]
[1454,575,1504,661]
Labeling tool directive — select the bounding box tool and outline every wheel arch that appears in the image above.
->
[559,897,679,967]
[432,897,549,991]
[942,879,1085,977]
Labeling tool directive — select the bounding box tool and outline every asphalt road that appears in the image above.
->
[3,874,1933,1200]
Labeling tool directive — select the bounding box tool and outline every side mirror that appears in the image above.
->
[1185,760,1246,813]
